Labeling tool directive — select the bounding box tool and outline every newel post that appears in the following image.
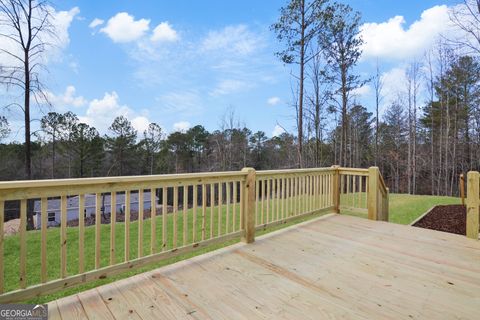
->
[466,171,479,239]
[242,167,256,243]
[368,166,379,221]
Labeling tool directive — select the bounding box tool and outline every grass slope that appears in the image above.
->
[342,193,461,224]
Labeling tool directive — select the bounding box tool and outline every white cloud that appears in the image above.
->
[47,86,87,109]
[272,125,285,137]
[173,121,191,132]
[210,79,250,96]
[131,116,151,133]
[201,25,262,55]
[101,12,150,43]
[360,5,451,60]
[352,85,371,97]
[89,18,104,29]
[267,97,281,106]
[157,90,203,115]
[79,91,142,133]
[53,7,80,51]
[151,22,178,42]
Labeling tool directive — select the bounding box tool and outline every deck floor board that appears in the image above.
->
[49,214,480,319]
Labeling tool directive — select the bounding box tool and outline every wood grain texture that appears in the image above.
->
[51,214,480,320]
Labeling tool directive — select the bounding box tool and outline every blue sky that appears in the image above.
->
[2,0,464,140]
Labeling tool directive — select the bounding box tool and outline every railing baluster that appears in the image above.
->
[233,181,237,231]
[347,175,351,207]
[150,189,156,254]
[276,179,281,221]
[282,178,286,220]
[365,177,368,208]
[309,176,312,211]
[218,182,222,237]
[286,177,291,216]
[266,179,270,223]
[193,185,198,242]
[40,197,47,283]
[227,182,231,234]
[353,175,357,208]
[95,193,101,269]
[292,177,296,216]
[183,186,188,246]
[240,180,245,229]
[210,184,214,239]
[19,199,27,288]
[272,179,276,221]
[138,189,144,257]
[202,184,206,240]
[323,174,327,208]
[173,186,178,248]
[125,190,131,260]
[110,192,116,264]
[260,180,267,224]
[60,196,67,279]
[79,194,85,273]
[0,200,3,293]
[162,187,167,251]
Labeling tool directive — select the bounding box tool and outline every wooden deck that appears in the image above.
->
[48,214,480,319]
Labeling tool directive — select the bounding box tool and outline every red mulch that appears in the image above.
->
[413,205,467,236]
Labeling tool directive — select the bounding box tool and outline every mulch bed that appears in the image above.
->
[413,205,466,236]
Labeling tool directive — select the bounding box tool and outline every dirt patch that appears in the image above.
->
[3,218,20,236]
[413,205,467,236]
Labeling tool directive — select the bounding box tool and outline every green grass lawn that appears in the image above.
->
[341,193,461,224]
[2,192,460,304]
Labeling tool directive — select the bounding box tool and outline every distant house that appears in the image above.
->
[33,191,158,229]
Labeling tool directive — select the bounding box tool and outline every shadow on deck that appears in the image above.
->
[48,214,480,319]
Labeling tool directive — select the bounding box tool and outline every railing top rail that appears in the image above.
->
[0,170,246,190]
[0,171,248,201]
[256,167,334,177]
[338,167,369,176]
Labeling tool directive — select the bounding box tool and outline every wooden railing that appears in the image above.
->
[466,171,480,239]
[255,168,335,230]
[0,166,388,302]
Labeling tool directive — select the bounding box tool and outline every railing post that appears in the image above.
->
[331,165,340,213]
[466,171,479,239]
[368,166,379,221]
[242,167,256,243]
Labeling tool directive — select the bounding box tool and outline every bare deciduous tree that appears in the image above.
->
[0,0,55,179]
[449,1,480,54]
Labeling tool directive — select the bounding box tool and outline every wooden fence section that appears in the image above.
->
[255,168,335,230]
[338,168,369,214]
[0,166,388,302]
[466,171,480,239]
